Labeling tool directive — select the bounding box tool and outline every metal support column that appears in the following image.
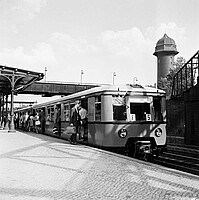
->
[1,94,5,128]
[0,66,44,132]
[4,94,9,130]
[0,72,25,132]
[8,73,15,132]
[0,96,2,130]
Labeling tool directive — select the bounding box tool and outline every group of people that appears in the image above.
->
[69,100,88,145]
[14,100,88,145]
[15,109,45,133]
[53,100,88,144]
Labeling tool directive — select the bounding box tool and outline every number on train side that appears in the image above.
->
[146,114,151,121]
[130,114,136,121]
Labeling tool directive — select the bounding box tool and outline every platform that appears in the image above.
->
[0,130,199,200]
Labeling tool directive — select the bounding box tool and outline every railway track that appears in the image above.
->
[153,144,199,176]
[108,143,199,176]
[79,140,199,176]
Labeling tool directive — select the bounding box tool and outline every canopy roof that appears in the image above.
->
[0,65,44,95]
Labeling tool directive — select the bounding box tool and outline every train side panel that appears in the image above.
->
[87,122,166,147]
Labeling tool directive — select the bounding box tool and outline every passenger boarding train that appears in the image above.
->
[15,84,167,160]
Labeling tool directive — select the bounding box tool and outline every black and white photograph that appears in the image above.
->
[0,0,199,199]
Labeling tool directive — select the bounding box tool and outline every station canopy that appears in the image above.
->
[0,65,44,95]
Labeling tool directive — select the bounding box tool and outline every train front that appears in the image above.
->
[88,84,167,160]
[117,85,166,160]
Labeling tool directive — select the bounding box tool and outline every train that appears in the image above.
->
[15,84,167,160]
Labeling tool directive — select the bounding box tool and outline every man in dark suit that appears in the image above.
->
[54,105,61,136]
[39,109,46,134]
[69,100,81,144]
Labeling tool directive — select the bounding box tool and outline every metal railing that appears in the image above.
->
[171,51,199,98]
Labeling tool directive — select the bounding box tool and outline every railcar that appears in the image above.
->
[15,84,167,160]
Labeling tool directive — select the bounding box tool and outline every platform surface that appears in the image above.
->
[0,130,199,200]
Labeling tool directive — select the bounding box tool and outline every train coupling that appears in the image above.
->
[137,141,152,154]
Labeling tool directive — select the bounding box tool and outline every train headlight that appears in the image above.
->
[155,128,162,137]
[118,128,128,138]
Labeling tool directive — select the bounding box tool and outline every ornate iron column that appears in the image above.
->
[0,71,25,132]
[8,73,15,132]
[0,94,5,129]
[0,66,44,132]
[0,95,2,129]
[4,94,9,130]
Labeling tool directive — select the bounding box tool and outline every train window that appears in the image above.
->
[50,106,54,121]
[95,103,101,121]
[69,102,75,119]
[95,96,101,121]
[113,96,127,120]
[153,97,163,121]
[70,102,75,109]
[96,96,101,103]
[81,98,88,111]
[113,105,126,120]
[47,107,51,121]
[130,103,150,121]
[64,103,70,121]
[47,107,50,115]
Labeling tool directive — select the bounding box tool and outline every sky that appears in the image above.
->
[1,0,199,104]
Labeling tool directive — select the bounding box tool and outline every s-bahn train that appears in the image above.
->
[15,84,167,160]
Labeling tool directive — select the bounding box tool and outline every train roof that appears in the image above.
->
[36,84,165,107]
[16,84,165,110]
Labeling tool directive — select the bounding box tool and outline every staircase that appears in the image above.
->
[155,144,199,175]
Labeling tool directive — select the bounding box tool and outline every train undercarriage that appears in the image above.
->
[125,137,166,161]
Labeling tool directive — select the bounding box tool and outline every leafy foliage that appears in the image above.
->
[158,57,186,98]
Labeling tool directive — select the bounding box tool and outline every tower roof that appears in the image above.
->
[153,33,178,56]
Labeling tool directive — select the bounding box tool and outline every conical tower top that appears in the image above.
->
[153,33,178,56]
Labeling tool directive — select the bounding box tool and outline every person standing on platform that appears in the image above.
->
[79,106,88,141]
[29,114,34,132]
[34,112,40,133]
[69,100,81,144]
[20,113,25,130]
[39,109,45,134]
[54,105,61,136]
[14,113,19,129]
[24,112,29,131]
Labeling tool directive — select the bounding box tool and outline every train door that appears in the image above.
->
[54,104,61,136]
[40,107,46,134]
[81,98,88,111]
[79,98,88,141]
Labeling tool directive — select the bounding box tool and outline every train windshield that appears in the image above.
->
[130,103,150,121]
[129,96,164,122]
[153,97,163,121]
[112,95,164,122]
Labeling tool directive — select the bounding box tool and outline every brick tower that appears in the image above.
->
[153,33,178,88]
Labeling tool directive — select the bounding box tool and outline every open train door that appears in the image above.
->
[53,104,61,136]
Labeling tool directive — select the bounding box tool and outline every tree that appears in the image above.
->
[158,57,186,98]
